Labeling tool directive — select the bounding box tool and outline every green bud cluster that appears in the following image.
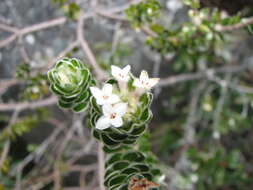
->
[48,58,93,112]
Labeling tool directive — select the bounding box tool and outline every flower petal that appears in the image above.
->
[102,83,113,95]
[108,94,120,104]
[96,98,106,105]
[96,116,111,130]
[133,79,143,88]
[148,78,160,88]
[90,87,103,100]
[140,70,149,82]
[111,116,123,128]
[122,65,131,75]
[111,65,121,77]
[102,104,113,116]
[114,103,128,116]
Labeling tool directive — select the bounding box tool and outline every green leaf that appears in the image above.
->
[151,169,162,176]
[60,96,76,103]
[58,99,73,108]
[121,167,140,175]
[92,129,101,140]
[131,124,146,136]
[119,122,134,133]
[50,85,63,96]
[90,97,102,114]
[142,173,153,181]
[123,139,136,145]
[112,161,130,170]
[89,113,97,127]
[139,109,153,123]
[106,78,118,85]
[54,83,79,97]
[72,102,88,112]
[150,24,165,34]
[104,171,121,186]
[117,184,129,190]
[75,90,90,103]
[131,164,149,172]
[106,153,123,167]
[247,24,253,35]
[103,145,126,153]
[79,68,91,86]
[182,0,200,9]
[108,175,128,187]
[107,132,128,142]
[65,2,80,20]
[123,152,145,162]
[140,93,153,108]
[101,133,120,146]
[125,0,161,28]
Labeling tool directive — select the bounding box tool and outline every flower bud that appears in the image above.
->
[48,58,92,112]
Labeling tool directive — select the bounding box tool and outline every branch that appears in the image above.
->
[77,12,108,81]
[0,23,17,32]
[0,96,57,112]
[0,140,10,169]
[216,16,253,32]
[0,17,67,48]
[98,142,105,190]
[158,61,253,87]
[0,110,20,169]
[0,79,20,94]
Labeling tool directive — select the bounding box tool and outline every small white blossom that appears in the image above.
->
[147,8,153,15]
[190,174,199,183]
[192,16,202,26]
[90,84,120,105]
[213,131,220,139]
[166,0,183,12]
[96,103,128,130]
[182,26,190,33]
[133,70,159,90]
[25,34,35,45]
[111,65,131,82]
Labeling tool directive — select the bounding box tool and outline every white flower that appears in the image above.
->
[96,103,128,130]
[90,84,120,105]
[147,8,153,15]
[166,0,183,12]
[133,70,159,90]
[111,65,131,82]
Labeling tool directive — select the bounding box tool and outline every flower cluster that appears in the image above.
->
[90,65,159,130]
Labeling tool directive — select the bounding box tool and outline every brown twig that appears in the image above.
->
[0,110,20,170]
[216,16,253,32]
[0,96,57,111]
[77,12,108,81]
[0,79,19,94]
[0,17,67,48]
[98,142,105,190]
[158,61,253,87]
[0,140,10,170]
[0,22,17,32]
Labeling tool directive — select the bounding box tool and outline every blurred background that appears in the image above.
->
[1,0,253,189]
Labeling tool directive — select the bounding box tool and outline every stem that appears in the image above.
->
[217,16,253,32]
[98,142,105,190]
[77,12,108,81]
